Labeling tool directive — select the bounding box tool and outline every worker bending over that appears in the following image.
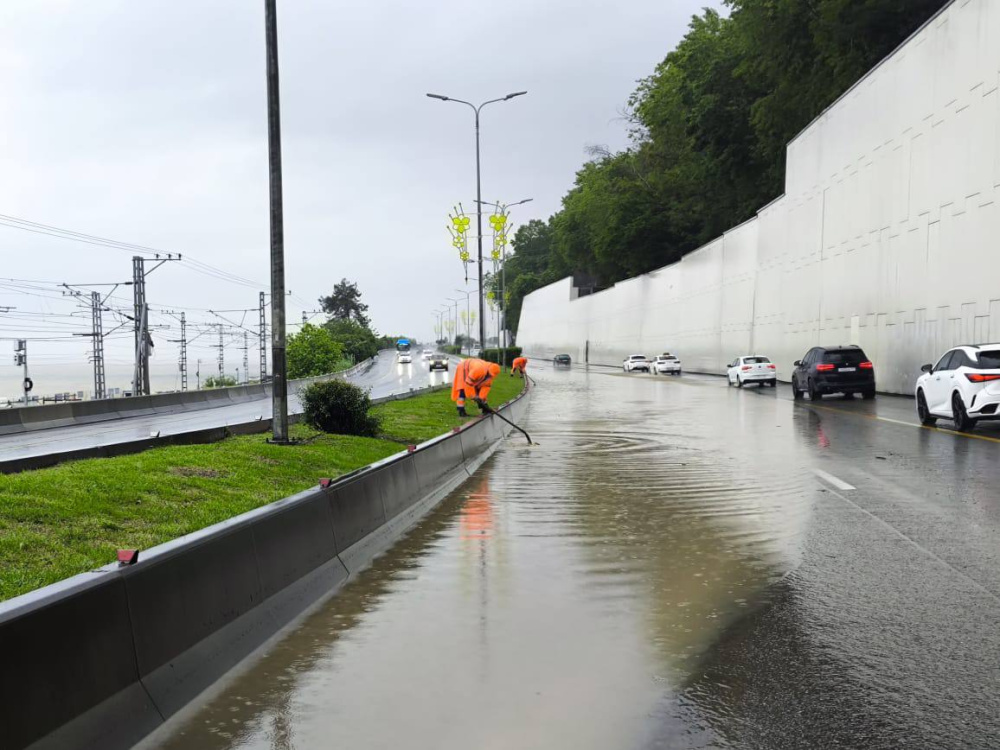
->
[510,356,528,378]
[452,358,501,417]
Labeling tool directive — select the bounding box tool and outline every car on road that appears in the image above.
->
[398,352,412,364]
[421,349,434,360]
[651,353,682,375]
[623,354,650,373]
[791,345,875,400]
[727,355,776,387]
[915,344,1000,431]
[429,353,449,371]
[554,354,572,367]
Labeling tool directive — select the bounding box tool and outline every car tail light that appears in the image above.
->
[816,364,835,371]
[965,373,1000,383]
[741,365,752,371]
[860,361,874,370]
[767,364,776,369]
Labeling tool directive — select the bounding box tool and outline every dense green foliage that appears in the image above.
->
[480,347,523,365]
[504,0,946,335]
[300,379,381,437]
[203,375,237,389]
[323,318,380,362]
[286,323,347,378]
[318,278,370,327]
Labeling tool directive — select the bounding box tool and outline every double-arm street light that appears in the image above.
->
[427,91,527,355]
[478,198,533,363]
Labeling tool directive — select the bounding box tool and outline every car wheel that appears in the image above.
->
[793,382,803,400]
[952,392,975,431]
[917,390,936,426]
[862,388,875,400]
[808,379,821,401]
[736,376,743,388]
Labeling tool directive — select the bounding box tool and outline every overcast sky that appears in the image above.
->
[0,0,718,396]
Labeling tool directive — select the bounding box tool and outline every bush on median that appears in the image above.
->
[300,379,381,437]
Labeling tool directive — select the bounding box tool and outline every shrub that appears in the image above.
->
[300,379,380,437]
[441,345,462,355]
[287,323,345,378]
[204,375,237,388]
[480,347,522,364]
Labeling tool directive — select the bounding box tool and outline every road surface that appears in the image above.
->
[139,365,1000,749]
[0,354,451,467]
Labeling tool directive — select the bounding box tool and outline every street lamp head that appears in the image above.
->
[504,91,528,101]
[426,93,450,101]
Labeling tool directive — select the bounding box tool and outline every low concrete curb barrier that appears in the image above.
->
[0,357,379,440]
[0,382,530,750]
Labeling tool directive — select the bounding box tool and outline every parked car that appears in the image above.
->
[791,345,875,400]
[651,353,682,375]
[421,349,434,360]
[915,344,1000,431]
[553,354,572,367]
[429,353,449,371]
[727,355,776,387]
[623,354,650,373]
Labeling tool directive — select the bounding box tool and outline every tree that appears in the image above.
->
[286,324,345,378]
[204,375,237,389]
[323,318,379,362]
[318,278,370,327]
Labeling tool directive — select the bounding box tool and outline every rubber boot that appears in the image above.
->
[457,406,468,417]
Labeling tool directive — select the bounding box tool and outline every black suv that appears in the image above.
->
[791,345,875,400]
[553,354,572,367]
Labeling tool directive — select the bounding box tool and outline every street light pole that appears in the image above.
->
[445,297,460,352]
[265,0,289,443]
[427,91,527,355]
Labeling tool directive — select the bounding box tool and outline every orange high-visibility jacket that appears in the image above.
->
[452,358,500,403]
[511,356,528,373]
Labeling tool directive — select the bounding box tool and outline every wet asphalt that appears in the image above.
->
[139,365,1000,750]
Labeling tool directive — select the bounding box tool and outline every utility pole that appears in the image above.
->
[90,292,106,399]
[265,0,290,442]
[196,359,201,390]
[217,324,225,379]
[164,311,188,391]
[14,339,30,406]
[259,291,268,382]
[132,254,179,396]
[243,331,249,385]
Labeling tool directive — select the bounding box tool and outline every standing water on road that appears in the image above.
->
[142,366,997,749]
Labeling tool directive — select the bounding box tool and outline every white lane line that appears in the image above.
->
[813,468,856,491]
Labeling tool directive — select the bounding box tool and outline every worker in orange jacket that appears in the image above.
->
[452,358,501,417]
[510,356,528,378]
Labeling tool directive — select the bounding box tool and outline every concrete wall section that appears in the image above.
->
[519,0,1000,394]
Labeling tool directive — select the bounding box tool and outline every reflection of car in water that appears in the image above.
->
[429,353,449,371]
[554,354,571,367]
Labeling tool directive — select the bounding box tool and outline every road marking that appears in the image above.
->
[806,402,1000,445]
[812,468,856,491]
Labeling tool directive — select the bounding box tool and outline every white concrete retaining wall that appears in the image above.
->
[518,0,1000,394]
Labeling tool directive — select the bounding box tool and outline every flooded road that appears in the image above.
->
[141,366,1000,749]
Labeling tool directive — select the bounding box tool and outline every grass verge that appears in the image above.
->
[0,374,525,602]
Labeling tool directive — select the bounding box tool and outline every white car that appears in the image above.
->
[622,354,650,372]
[915,344,1000,431]
[651,353,682,375]
[727,355,777,387]
[421,349,434,360]
[398,352,412,364]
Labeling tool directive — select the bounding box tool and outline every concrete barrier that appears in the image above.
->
[0,409,22,435]
[17,403,76,431]
[69,399,122,425]
[113,396,156,419]
[0,380,530,749]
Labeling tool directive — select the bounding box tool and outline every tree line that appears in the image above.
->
[503,0,947,336]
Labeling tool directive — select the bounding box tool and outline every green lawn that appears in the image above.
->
[0,375,525,602]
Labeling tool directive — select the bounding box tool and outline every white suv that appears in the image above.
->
[622,354,650,373]
[915,344,1000,431]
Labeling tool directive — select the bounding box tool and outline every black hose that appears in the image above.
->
[488,408,535,445]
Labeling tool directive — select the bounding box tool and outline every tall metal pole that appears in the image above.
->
[178,312,188,391]
[217,324,225,379]
[265,0,289,442]
[132,256,149,396]
[90,292,106,399]
[243,332,249,385]
[259,291,267,382]
[474,110,486,352]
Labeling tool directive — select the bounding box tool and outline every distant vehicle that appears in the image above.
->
[915,344,1000,431]
[623,354,650,373]
[421,349,434,360]
[651,353,682,376]
[429,353,449,371]
[396,338,411,354]
[727,355,776,387]
[791,345,875,400]
[398,352,412,364]
[553,354,572,367]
